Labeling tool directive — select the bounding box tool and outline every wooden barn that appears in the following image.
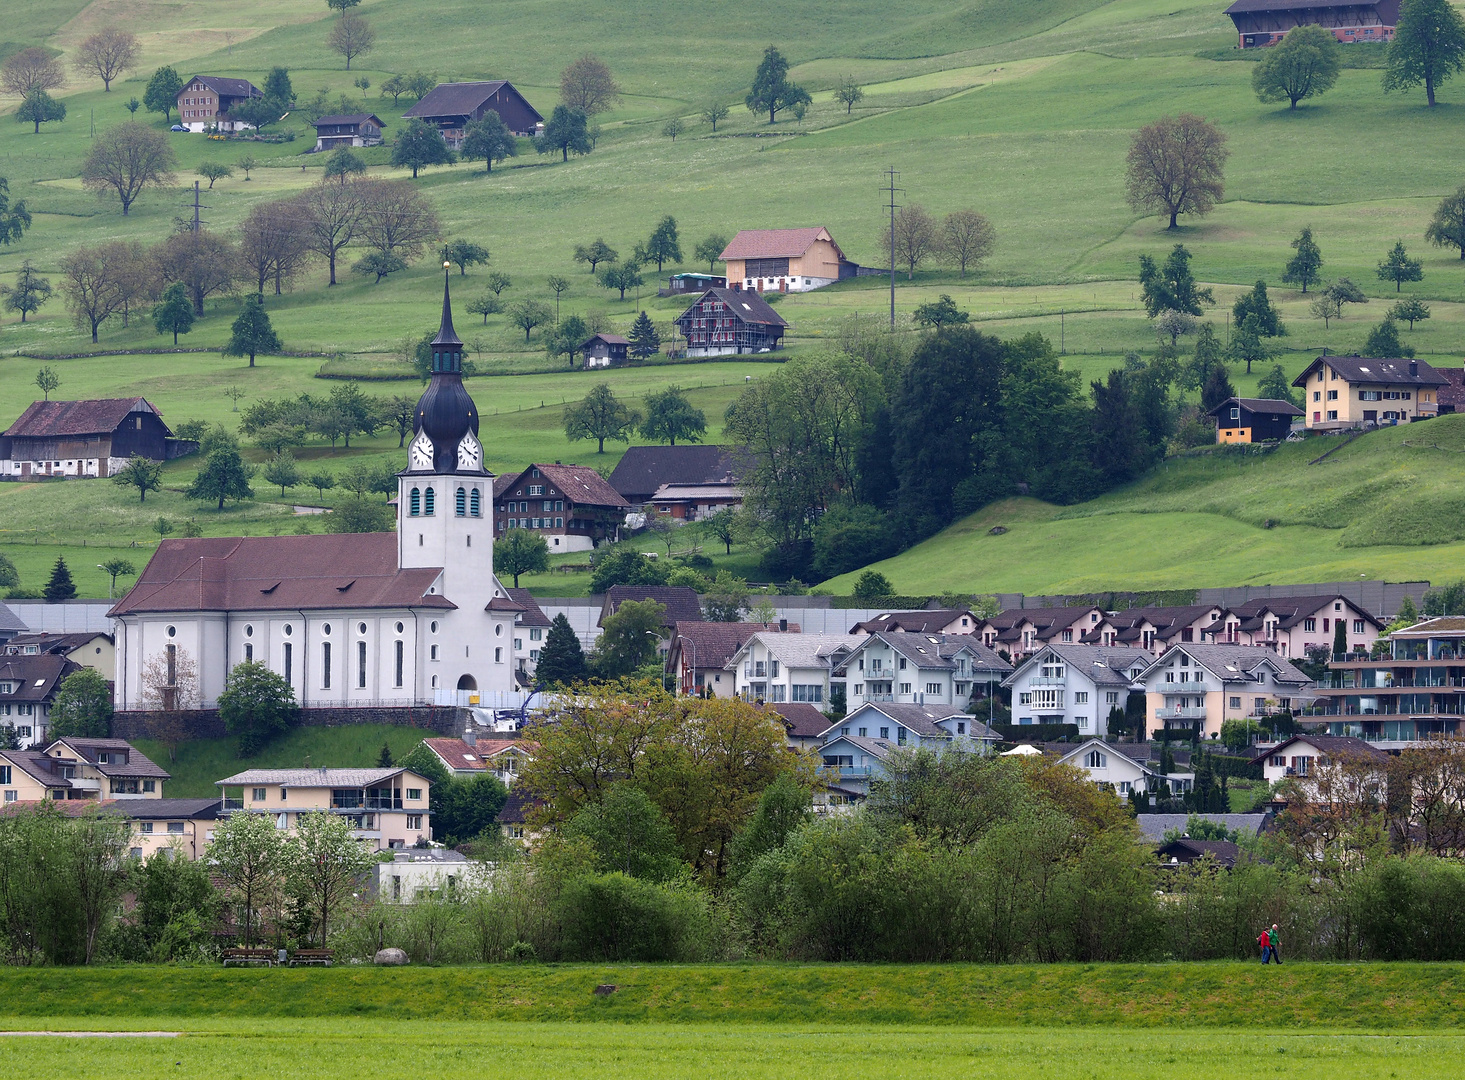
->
[580,333,629,369]
[0,398,194,479]
[675,289,788,357]
[1208,397,1303,444]
[313,113,386,151]
[1223,0,1399,48]
[402,82,543,146]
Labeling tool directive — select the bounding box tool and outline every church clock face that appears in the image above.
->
[457,431,482,472]
[408,430,434,471]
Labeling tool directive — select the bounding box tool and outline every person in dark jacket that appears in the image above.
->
[1267,923,1281,964]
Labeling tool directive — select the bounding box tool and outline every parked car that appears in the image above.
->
[170,124,187,132]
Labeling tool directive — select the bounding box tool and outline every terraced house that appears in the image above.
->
[842,631,1010,712]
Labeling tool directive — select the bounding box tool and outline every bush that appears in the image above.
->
[558,872,719,961]
[589,546,668,593]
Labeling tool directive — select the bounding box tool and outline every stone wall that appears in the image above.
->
[113,704,464,742]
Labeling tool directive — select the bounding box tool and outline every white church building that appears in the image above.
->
[109,273,526,712]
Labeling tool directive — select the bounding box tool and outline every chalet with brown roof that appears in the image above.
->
[666,620,797,697]
[313,113,386,151]
[1438,365,1465,415]
[675,288,787,357]
[601,586,704,632]
[580,332,629,369]
[177,75,262,133]
[494,463,628,554]
[1082,604,1228,655]
[763,702,828,750]
[402,81,543,144]
[607,445,744,507]
[1,398,193,479]
[1224,0,1399,49]
[1292,354,1447,430]
[0,654,82,747]
[719,227,860,293]
[1209,396,1302,444]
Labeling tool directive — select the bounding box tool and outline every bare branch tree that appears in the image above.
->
[881,203,938,280]
[239,198,309,296]
[327,12,375,70]
[80,122,177,216]
[940,209,996,278]
[1,47,65,97]
[298,181,365,285]
[356,178,440,262]
[1125,113,1228,230]
[560,54,621,115]
[73,28,139,91]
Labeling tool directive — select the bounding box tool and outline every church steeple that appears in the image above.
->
[405,265,483,474]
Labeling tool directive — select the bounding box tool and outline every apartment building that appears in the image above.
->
[216,766,433,850]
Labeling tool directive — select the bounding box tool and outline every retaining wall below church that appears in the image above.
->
[112,705,465,742]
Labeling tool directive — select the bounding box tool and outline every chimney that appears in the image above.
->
[1410,360,1418,377]
[463,725,477,748]
[779,618,788,632]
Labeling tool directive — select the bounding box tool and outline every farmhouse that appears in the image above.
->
[493,463,628,553]
[675,288,787,357]
[720,227,859,293]
[1209,396,1303,443]
[176,75,262,133]
[1292,355,1446,430]
[579,332,629,369]
[402,81,543,146]
[0,398,193,479]
[648,482,743,522]
[1223,1,1399,48]
[607,444,744,507]
[313,113,386,151]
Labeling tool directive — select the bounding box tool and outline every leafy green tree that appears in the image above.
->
[1252,24,1340,108]
[264,66,294,105]
[852,570,895,601]
[0,177,31,247]
[640,385,705,445]
[230,96,285,132]
[1283,225,1324,293]
[1383,0,1465,106]
[1138,245,1213,317]
[186,445,255,510]
[565,383,640,453]
[590,548,668,593]
[913,294,970,328]
[461,111,518,172]
[746,45,810,124]
[594,599,666,678]
[288,810,373,947]
[443,239,490,275]
[391,118,454,178]
[510,298,551,341]
[323,146,365,184]
[305,470,336,498]
[537,612,588,686]
[329,494,393,532]
[1365,316,1414,359]
[131,844,218,961]
[1089,369,1151,485]
[143,66,184,122]
[813,502,899,580]
[485,271,512,296]
[16,90,65,134]
[1201,364,1236,413]
[209,810,288,945]
[1311,278,1368,328]
[1227,313,1273,375]
[111,454,162,502]
[1232,280,1284,337]
[574,238,618,273]
[692,234,727,273]
[1390,297,1431,329]
[0,553,19,590]
[48,669,114,738]
[34,365,59,400]
[378,74,407,104]
[1377,239,1424,292]
[326,0,362,14]
[1426,185,1465,259]
[197,162,232,188]
[223,294,282,366]
[467,293,502,324]
[644,215,682,272]
[599,262,643,300]
[235,154,257,180]
[263,451,301,496]
[44,557,77,600]
[628,310,661,360]
[2,260,49,321]
[703,507,746,556]
[1124,113,1228,229]
[353,251,408,284]
[219,660,298,755]
[498,529,550,587]
[728,772,811,880]
[536,105,592,161]
[563,784,684,881]
[701,571,751,622]
[835,75,865,113]
[1256,364,1299,407]
[547,313,588,368]
[99,558,136,597]
[151,282,195,345]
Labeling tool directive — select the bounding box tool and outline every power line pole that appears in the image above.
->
[883,166,902,329]
[189,180,206,232]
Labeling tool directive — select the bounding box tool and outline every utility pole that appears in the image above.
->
[191,181,203,232]
[883,166,902,329]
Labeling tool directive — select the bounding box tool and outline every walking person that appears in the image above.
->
[1257,925,1272,964]
[1268,924,1281,965]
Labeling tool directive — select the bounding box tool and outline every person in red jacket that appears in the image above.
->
[1257,926,1272,963]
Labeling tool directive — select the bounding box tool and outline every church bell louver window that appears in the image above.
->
[456,488,466,516]
[410,488,421,516]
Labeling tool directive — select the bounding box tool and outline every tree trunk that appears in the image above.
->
[328,254,337,285]
[1168,210,1178,229]
[91,320,100,343]
[597,437,605,452]
[561,146,568,162]
[1427,73,1436,107]
[249,352,256,367]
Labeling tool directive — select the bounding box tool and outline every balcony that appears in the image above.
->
[222,797,244,811]
[864,693,895,702]
[1029,677,1066,687]
[1156,707,1207,720]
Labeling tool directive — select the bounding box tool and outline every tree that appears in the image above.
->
[1200,364,1236,413]
[327,0,362,13]
[44,557,77,600]
[1232,279,1284,337]
[467,293,502,323]
[1391,297,1431,329]
[0,177,32,247]
[461,111,517,172]
[378,74,407,105]
[218,659,298,755]
[2,262,51,323]
[939,209,996,278]
[703,507,743,555]
[187,445,254,510]
[599,262,643,300]
[101,558,137,598]
[34,365,60,400]
[111,454,162,502]
[640,216,681,272]
[48,670,113,739]
[1138,244,1214,317]
[560,54,621,115]
[853,570,895,601]
[392,118,455,178]
[16,90,65,134]
[125,97,140,115]
[640,386,706,446]
[151,282,195,345]
[1365,316,1415,359]
[485,271,512,296]
[238,198,309,296]
[1153,308,1197,346]
[288,810,372,947]
[536,105,591,161]
[662,117,685,141]
[81,122,177,216]
[1257,364,1299,407]
[236,154,257,181]
[701,571,751,623]
[700,100,730,131]
[1252,24,1341,108]
[305,470,336,499]
[1227,313,1273,375]
[299,180,365,285]
[835,75,865,114]
[327,12,375,70]
[1,47,65,98]
[498,530,550,587]
[594,599,666,677]
[59,245,128,342]
[1311,278,1368,327]
[1377,239,1424,292]
[628,310,661,360]
[142,66,184,122]
[565,383,639,453]
[441,239,490,277]
[208,810,288,946]
[590,548,668,593]
[537,612,588,686]
[357,179,442,266]
[196,162,232,189]
[1124,113,1228,229]
[156,229,237,316]
[688,235,727,275]
[575,238,618,273]
[510,298,551,341]
[323,146,365,184]
[1283,225,1324,293]
[263,451,301,496]
[882,203,938,279]
[229,96,286,132]
[1383,0,1465,106]
[1426,186,1465,259]
[913,294,970,329]
[746,45,810,124]
[547,313,588,368]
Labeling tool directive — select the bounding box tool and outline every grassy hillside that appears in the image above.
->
[828,414,1465,595]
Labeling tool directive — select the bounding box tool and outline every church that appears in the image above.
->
[109,271,526,712]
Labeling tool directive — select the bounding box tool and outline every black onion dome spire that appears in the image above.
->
[412,264,481,473]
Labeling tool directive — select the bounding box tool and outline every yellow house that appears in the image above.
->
[121,798,224,860]
[1139,644,1313,740]
[1292,355,1446,431]
[216,766,433,850]
[1,632,115,680]
[0,738,169,804]
[719,227,857,293]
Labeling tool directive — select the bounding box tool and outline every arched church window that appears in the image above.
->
[424,488,435,516]
[410,488,421,516]
[455,488,466,516]
[470,488,481,517]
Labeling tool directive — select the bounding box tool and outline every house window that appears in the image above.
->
[880,727,890,739]
[1353,620,1364,634]
[283,642,292,683]
[406,815,423,830]
[1084,751,1107,769]
[1106,692,1119,705]
[897,728,907,745]
[407,788,422,800]
[792,684,823,703]
[900,683,913,695]
[1304,618,1316,632]
[1327,390,1339,401]
[244,643,253,662]
[1075,692,1088,704]
[957,722,966,734]
[167,822,185,835]
[1229,696,1241,708]
[253,788,267,802]
[925,682,941,695]
[1327,410,1338,421]
[143,780,155,793]
[430,644,439,661]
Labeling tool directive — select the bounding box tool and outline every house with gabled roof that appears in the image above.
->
[494,463,628,553]
[822,701,998,750]
[1292,354,1447,430]
[843,631,1010,712]
[1,397,193,479]
[667,620,796,698]
[850,609,983,636]
[1054,738,1161,799]
[0,654,82,747]
[1003,645,1152,739]
[607,445,744,507]
[420,733,534,785]
[719,227,860,293]
[216,766,434,850]
[1082,604,1228,656]
[1209,396,1302,444]
[976,605,1106,660]
[762,701,827,751]
[1206,594,1382,659]
[313,113,386,151]
[1138,644,1313,740]
[506,589,552,683]
[1224,0,1399,49]
[580,332,629,369]
[402,81,543,144]
[601,586,704,632]
[728,631,862,706]
[675,288,788,357]
[177,75,262,133]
